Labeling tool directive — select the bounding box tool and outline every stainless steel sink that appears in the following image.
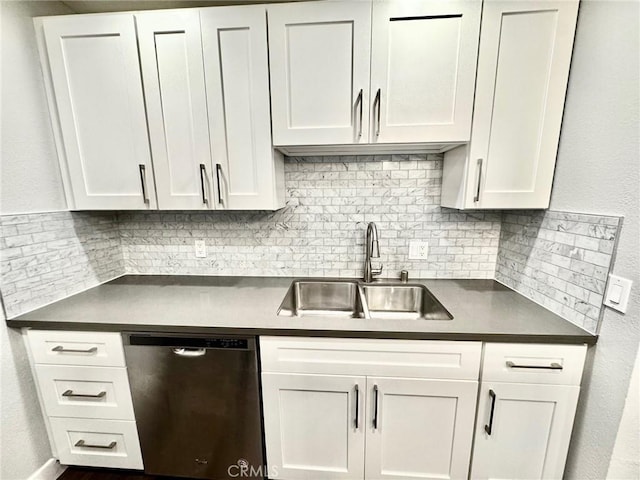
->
[277,280,367,318]
[361,283,453,320]
[278,280,452,320]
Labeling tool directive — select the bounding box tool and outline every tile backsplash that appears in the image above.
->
[119,155,501,278]
[0,211,123,317]
[496,210,621,333]
[0,156,623,335]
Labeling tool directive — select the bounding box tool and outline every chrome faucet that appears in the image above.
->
[364,222,383,283]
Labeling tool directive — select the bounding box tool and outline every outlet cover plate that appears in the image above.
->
[408,241,429,260]
[195,240,207,258]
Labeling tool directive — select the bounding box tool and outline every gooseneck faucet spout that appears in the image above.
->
[364,222,383,283]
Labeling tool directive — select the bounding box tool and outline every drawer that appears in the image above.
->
[50,417,143,469]
[260,336,482,380]
[27,330,125,367]
[36,365,135,420]
[482,343,587,386]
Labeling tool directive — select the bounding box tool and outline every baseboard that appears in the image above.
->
[27,458,67,480]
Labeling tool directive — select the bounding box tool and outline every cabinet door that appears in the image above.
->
[136,10,213,210]
[202,5,284,210]
[268,1,372,146]
[471,382,580,480]
[370,0,480,144]
[261,372,365,480]
[467,0,579,209]
[365,377,477,480]
[42,15,156,210]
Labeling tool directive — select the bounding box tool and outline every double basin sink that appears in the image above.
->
[278,279,453,320]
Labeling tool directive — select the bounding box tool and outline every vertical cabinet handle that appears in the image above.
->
[354,384,360,429]
[473,158,483,203]
[199,164,208,205]
[374,89,381,137]
[139,164,150,204]
[215,163,224,206]
[356,89,363,138]
[373,384,379,429]
[484,389,496,435]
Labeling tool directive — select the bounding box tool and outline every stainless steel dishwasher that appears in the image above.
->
[123,333,264,479]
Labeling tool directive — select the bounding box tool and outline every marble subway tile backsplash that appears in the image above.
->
[496,210,621,333]
[0,211,123,317]
[119,155,502,278]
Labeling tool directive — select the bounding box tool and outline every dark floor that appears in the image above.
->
[58,467,191,480]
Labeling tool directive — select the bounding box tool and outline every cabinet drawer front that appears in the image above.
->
[36,365,134,420]
[260,337,482,380]
[27,330,125,367]
[482,343,587,386]
[50,417,143,470]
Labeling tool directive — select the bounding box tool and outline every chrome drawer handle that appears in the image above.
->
[62,390,106,399]
[52,346,98,354]
[506,361,563,370]
[75,439,116,450]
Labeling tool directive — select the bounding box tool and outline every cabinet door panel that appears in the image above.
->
[471,382,580,480]
[202,5,284,210]
[268,1,371,145]
[42,14,155,209]
[468,0,579,208]
[371,0,480,143]
[261,373,365,480]
[365,377,477,480]
[137,10,213,210]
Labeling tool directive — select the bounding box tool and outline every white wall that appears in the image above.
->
[0,1,73,478]
[549,0,640,478]
[607,349,640,479]
[0,0,70,215]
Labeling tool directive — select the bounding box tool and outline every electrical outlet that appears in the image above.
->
[194,240,207,258]
[408,241,429,260]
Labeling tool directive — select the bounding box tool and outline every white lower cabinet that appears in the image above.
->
[25,330,143,470]
[470,382,580,480]
[260,337,481,480]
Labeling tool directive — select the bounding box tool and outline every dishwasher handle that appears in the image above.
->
[172,348,206,357]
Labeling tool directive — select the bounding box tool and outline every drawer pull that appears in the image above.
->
[506,361,563,370]
[62,389,106,399]
[484,389,496,435]
[52,346,98,354]
[75,439,117,449]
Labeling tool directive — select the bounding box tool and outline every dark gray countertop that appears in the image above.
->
[6,275,596,344]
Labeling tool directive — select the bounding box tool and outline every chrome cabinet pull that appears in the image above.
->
[52,346,97,354]
[138,164,150,204]
[199,164,208,204]
[473,158,483,203]
[215,163,224,206]
[62,390,106,399]
[484,389,496,435]
[356,89,363,138]
[373,384,379,429]
[75,439,117,450]
[506,361,563,370]
[354,384,360,429]
[374,89,381,137]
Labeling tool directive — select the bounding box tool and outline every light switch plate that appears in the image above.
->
[408,241,429,260]
[194,240,207,258]
[604,274,633,313]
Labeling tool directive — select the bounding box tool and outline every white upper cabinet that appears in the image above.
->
[370,0,481,144]
[40,14,156,210]
[136,10,213,210]
[202,5,285,210]
[268,1,373,146]
[441,0,580,209]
